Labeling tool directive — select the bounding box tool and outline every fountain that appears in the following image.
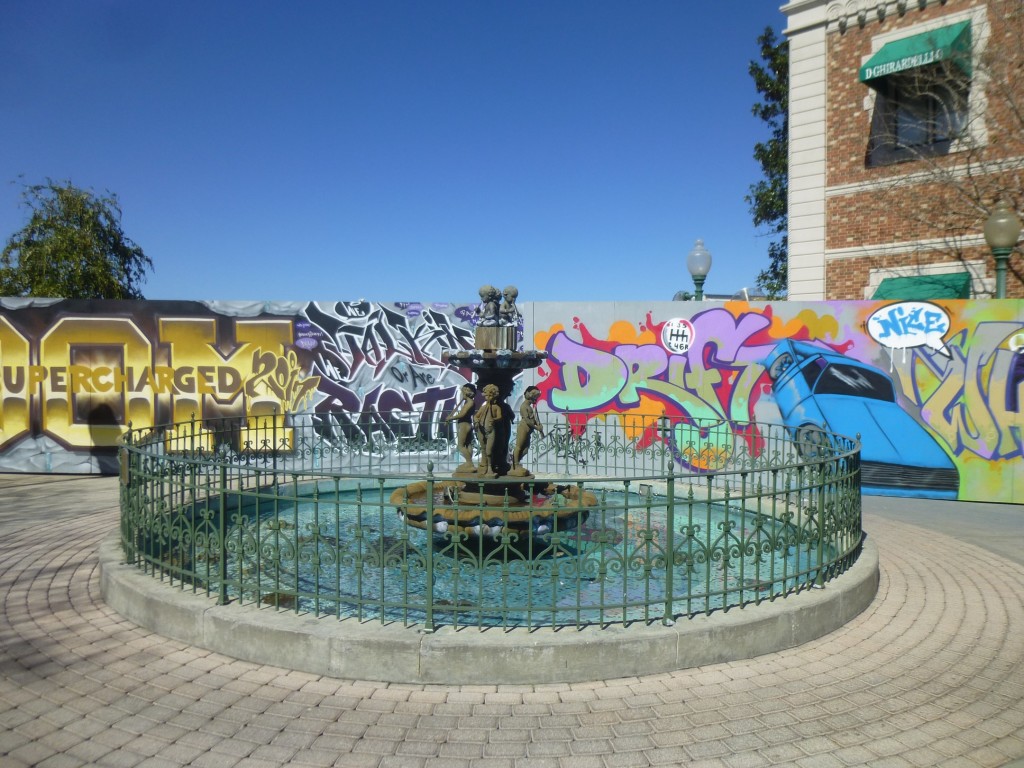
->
[391,284,596,541]
[107,287,871,684]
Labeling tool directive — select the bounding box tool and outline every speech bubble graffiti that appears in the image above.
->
[867,301,952,358]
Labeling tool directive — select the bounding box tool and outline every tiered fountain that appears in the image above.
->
[391,285,596,541]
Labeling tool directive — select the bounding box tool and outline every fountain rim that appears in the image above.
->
[99,531,878,684]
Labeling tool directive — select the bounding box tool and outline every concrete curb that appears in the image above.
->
[99,533,879,684]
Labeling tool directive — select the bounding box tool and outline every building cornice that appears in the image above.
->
[822,0,953,34]
[781,0,953,38]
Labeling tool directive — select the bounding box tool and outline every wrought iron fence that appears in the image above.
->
[118,412,862,630]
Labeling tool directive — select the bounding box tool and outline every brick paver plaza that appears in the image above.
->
[1,474,1023,767]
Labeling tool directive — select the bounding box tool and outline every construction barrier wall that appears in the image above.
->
[0,297,1020,503]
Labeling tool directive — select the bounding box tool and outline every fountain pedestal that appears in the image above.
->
[393,285,596,546]
[443,316,546,480]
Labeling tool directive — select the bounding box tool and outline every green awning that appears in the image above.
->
[871,272,972,300]
[860,20,971,84]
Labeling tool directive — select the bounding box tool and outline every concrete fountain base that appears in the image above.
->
[99,534,878,685]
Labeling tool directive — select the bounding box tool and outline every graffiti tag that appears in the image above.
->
[304,301,478,446]
[867,301,952,358]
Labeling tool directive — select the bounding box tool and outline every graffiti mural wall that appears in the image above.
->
[531,300,1024,505]
[0,298,480,474]
[0,297,1021,504]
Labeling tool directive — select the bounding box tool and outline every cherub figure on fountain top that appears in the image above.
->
[450,283,542,357]
[475,285,501,327]
[499,285,521,327]
[475,284,522,329]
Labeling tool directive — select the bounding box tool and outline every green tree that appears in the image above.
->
[746,27,789,299]
[1,180,152,299]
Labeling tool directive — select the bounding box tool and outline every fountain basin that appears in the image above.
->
[391,480,595,538]
[112,411,871,683]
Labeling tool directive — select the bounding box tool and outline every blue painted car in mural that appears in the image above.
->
[764,339,959,499]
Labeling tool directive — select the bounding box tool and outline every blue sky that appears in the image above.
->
[1,2,786,304]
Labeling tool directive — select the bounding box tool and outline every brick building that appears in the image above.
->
[782,0,1024,300]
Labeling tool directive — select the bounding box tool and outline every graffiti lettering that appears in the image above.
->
[904,323,1024,460]
[1,365,250,395]
[306,303,475,380]
[305,301,477,454]
[248,348,319,412]
[158,317,296,429]
[0,315,301,452]
[389,365,436,387]
[313,383,459,448]
[539,309,774,471]
[0,317,30,449]
[536,423,604,467]
[872,305,946,337]
[40,317,154,450]
[0,297,1020,503]
[867,301,952,358]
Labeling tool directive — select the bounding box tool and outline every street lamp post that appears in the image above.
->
[983,200,1021,299]
[687,239,712,301]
